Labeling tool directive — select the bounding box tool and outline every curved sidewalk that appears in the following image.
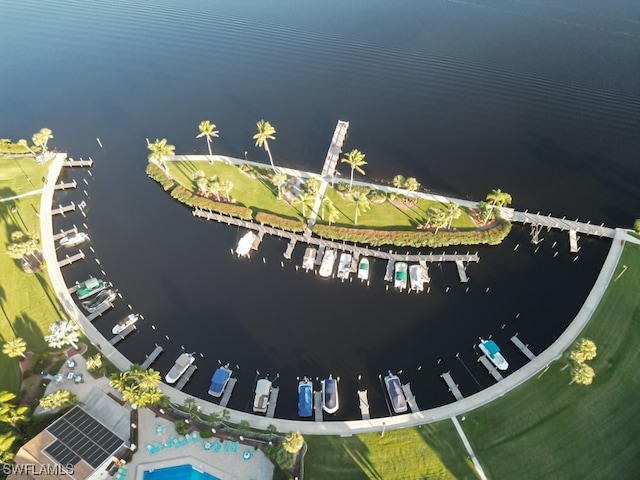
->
[42,154,626,435]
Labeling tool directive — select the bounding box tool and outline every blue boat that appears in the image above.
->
[298,379,313,417]
[208,364,232,397]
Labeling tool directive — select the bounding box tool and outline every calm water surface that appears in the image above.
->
[1,0,639,419]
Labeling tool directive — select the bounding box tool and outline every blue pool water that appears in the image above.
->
[143,465,220,480]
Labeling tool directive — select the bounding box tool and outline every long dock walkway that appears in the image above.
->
[195,208,478,263]
[504,209,615,238]
[440,371,464,401]
[511,335,536,361]
[219,378,236,408]
[141,345,164,369]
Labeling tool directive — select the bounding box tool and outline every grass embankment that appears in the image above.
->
[463,242,640,480]
[304,424,478,480]
[151,160,508,247]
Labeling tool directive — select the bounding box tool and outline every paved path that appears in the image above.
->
[452,416,488,480]
[0,189,43,203]
[40,152,630,437]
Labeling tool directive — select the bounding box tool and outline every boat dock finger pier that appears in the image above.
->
[314,391,323,422]
[401,383,420,413]
[440,371,464,401]
[175,365,198,391]
[58,250,85,268]
[265,387,279,418]
[358,390,370,420]
[478,356,504,382]
[141,345,164,369]
[219,378,237,408]
[511,334,536,361]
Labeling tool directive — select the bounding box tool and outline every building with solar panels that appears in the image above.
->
[9,388,131,480]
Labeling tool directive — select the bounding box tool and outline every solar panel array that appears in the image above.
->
[44,407,124,468]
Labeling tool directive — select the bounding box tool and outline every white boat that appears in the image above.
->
[384,371,408,414]
[336,252,352,280]
[478,338,509,371]
[357,257,369,281]
[112,313,139,335]
[322,375,339,414]
[59,232,89,248]
[302,247,317,271]
[319,249,336,277]
[253,378,272,413]
[165,352,195,384]
[81,289,117,312]
[235,231,256,256]
[394,261,408,290]
[409,265,424,292]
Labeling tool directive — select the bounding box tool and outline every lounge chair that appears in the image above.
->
[118,466,129,475]
[115,474,125,480]
[213,441,222,453]
[225,440,231,453]
[232,441,239,454]
[146,445,156,455]
[186,433,193,444]
[192,431,200,443]
[203,441,212,451]
[154,442,161,453]
[179,436,187,447]
[168,437,176,448]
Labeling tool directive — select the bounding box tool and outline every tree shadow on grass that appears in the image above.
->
[415,422,480,480]
[0,285,17,337]
[306,435,379,480]
[12,312,47,352]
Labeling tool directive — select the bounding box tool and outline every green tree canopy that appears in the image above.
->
[570,338,597,364]
[109,365,163,408]
[196,120,219,159]
[147,138,175,175]
[341,149,367,192]
[282,431,304,453]
[39,390,78,411]
[253,120,277,170]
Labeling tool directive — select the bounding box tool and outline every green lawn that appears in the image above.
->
[463,242,640,480]
[304,424,479,480]
[167,160,477,230]
[0,156,66,393]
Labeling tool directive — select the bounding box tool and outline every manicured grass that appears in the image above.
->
[463,242,640,480]
[304,424,479,480]
[0,156,66,394]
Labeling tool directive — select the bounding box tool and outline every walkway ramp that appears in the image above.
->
[478,356,504,381]
[357,390,370,420]
[63,158,93,167]
[266,387,279,418]
[54,180,77,190]
[175,365,198,391]
[109,324,136,345]
[569,230,580,253]
[314,391,323,422]
[440,371,464,401]
[283,239,296,259]
[510,335,536,361]
[251,231,264,251]
[53,226,78,241]
[141,345,163,369]
[58,250,85,267]
[401,383,420,413]
[219,378,237,407]
[52,202,75,216]
[455,260,469,283]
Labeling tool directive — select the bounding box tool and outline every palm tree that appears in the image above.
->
[208,175,222,201]
[446,202,462,230]
[327,203,340,225]
[426,207,448,233]
[0,432,16,464]
[483,189,512,224]
[295,191,315,218]
[341,149,367,192]
[44,319,80,350]
[17,139,37,157]
[147,138,175,175]
[32,128,53,159]
[220,179,234,202]
[137,367,161,391]
[352,191,371,225]
[271,173,288,199]
[86,353,103,374]
[110,366,163,408]
[321,196,333,221]
[196,176,209,196]
[570,338,597,364]
[196,120,219,161]
[0,391,29,429]
[571,363,595,385]
[39,390,78,411]
[6,232,41,266]
[282,432,304,454]
[392,174,406,189]
[2,338,27,359]
[404,177,420,193]
[253,120,277,171]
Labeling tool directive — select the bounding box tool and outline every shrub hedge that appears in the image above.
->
[171,185,253,220]
[255,212,306,232]
[146,163,175,190]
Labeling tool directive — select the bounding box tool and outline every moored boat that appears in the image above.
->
[409,265,424,292]
[235,231,256,257]
[298,379,313,417]
[112,313,139,335]
[478,338,509,371]
[75,277,108,300]
[319,249,336,277]
[357,257,369,281]
[59,232,89,248]
[81,288,117,312]
[322,375,339,414]
[302,247,317,271]
[208,364,232,397]
[384,371,408,414]
[336,252,352,280]
[394,261,408,290]
[253,378,272,413]
[165,352,195,384]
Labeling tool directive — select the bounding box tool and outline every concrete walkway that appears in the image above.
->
[40,152,628,436]
[451,416,488,480]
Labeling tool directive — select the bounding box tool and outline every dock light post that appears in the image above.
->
[381,422,386,438]
[244,151,248,161]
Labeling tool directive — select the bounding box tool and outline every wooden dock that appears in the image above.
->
[175,365,198,391]
[401,383,420,413]
[86,302,114,322]
[141,345,163,369]
[511,335,536,361]
[54,179,77,190]
[314,246,325,265]
[58,250,85,267]
[455,260,469,283]
[251,230,264,250]
[219,378,237,408]
[283,239,297,259]
[440,371,464,401]
[265,387,279,418]
[53,226,78,241]
[419,260,431,283]
[478,356,504,381]
[384,256,395,282]
[357,390,370,420]
[63,158,93,167]
[52,202,75,216]
[314,391,323,422]
[109,325,137,345]
[569,230,580,253]
[507,210,615,238]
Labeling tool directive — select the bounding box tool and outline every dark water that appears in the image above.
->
[1,0,639,420]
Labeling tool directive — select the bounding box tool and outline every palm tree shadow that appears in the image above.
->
[12,312,47,351]
[415,422,480,480]
[34,272,63,316]
[0,285,17,336]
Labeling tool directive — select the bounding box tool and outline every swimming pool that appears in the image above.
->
[143,464,220,480]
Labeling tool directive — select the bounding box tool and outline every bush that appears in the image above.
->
[175,419,189,435]
[255,212,306,232]
[146,163,174,190]
[170,185,253,220]
[276,447,296,470]
[199,429,214,439]
[367,189,387,204]
[634,219,640,233]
